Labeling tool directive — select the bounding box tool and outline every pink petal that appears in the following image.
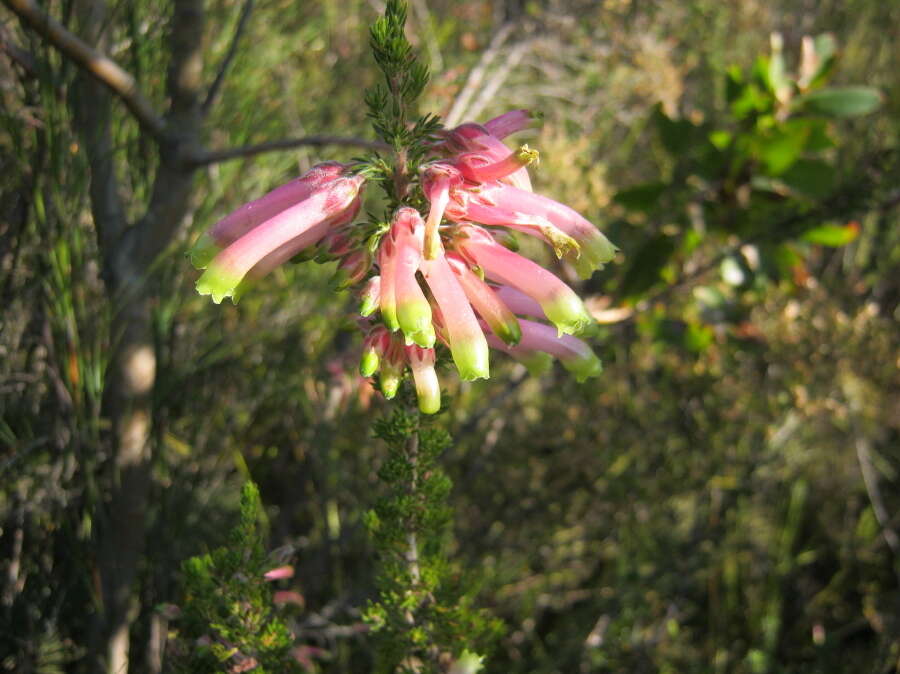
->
[210,162,348,247]
[483,109,537,139]
[421,252,490,380]
[264,565,295,581]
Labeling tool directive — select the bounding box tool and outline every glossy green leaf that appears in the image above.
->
[801,223,860,246]
[796,86,882,117]
[759,122,811,175]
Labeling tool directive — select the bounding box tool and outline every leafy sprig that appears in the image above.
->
[361,0,444,218]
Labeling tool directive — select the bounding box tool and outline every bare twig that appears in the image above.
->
[2,0,167,142]
[854,434,900,563]
[464,37,531,123]
[201,0,255,115]
[443,22,514,127]
[0,23,37,76]
[188,135,388,166]
[404,422,423,591]
[408,0,442,75]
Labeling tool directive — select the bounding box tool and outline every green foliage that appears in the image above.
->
[612,31,886,354]
[364,397,501,673]
[170,483,304,673]
[366,0,433,146]
[360,0,443,220]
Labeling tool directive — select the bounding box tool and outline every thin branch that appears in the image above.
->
[201,0,254,115]
[130,0,205,270]
[854,434,900,565]
[443,22,514,127]
[188,135,389,166]
[0,23,37,77]
[403,421,422,590]
[3,0,167,142]
[464,37,531,123]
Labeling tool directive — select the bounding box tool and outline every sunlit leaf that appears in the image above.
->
[801,223,860,246]
[796,86,882,117]
[759,121,811,175]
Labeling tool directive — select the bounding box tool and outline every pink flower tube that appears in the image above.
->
[421,251,490,381]
[453,225,593,337]
[195,169,364,304]
[486,318,602,382]
[482,109,540,140]
[189,162,348,269]
[445,181,616,277]
[406,345,440,414]
[441,122,532,192]
[446,252,521,346]
[390,208,435,348]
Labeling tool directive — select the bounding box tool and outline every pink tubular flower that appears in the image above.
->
[446,253,521,346]
[453,225,594,337]
[421,250,490,381]
[486,319,602,382]
[443,179,615,277]
[194,107,613,414]
[189,162,348,268]
[273,590,305,608]
[406,345,440,414]
[421,162,463,259]
[358,275,381,317]
[440,122,533,192]
[263,565,295,581]
[390,208,435,348]
[482,109,540,139]
[192,163,364,304]
[377,235,400,331]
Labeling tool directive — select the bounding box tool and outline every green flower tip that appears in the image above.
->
[398,302,435,348]
[382,305,400,332]
[449,650,485,674]
[562,352,603,382]
[521,351,553,377]
[359,297,378,317]
[196,265,242,305]
[417,390,441,415]
[570,231,619,279]
[380,372,401,399]
[187,234,218,270]
[360,350,380,377]
[452,340,490,381]
[494,318,522,347]
[545,292,594,337]
[404,326,436,349]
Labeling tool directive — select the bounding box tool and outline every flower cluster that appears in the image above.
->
[190,110,616,413]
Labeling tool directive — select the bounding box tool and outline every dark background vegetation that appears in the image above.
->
[1,0,898,672]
